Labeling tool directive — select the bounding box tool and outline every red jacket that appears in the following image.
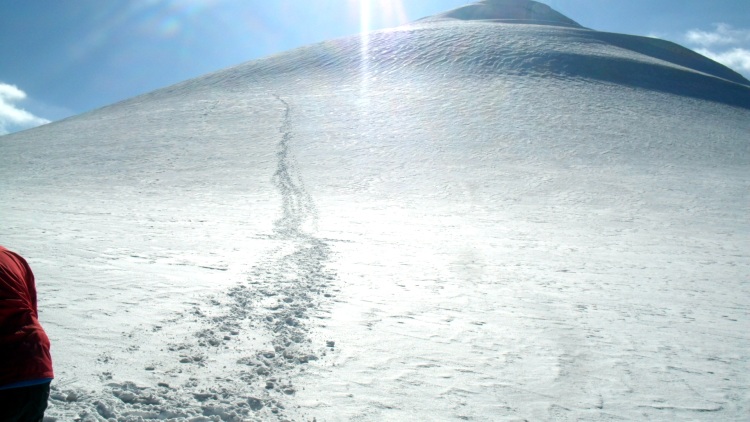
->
[0,246,54,387]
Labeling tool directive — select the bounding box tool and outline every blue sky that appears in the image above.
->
[1,0,749,135]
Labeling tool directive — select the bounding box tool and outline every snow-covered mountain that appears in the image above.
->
[2,1,748,420]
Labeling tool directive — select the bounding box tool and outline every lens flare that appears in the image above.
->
[360,0,372,96]
[354,0,408,97]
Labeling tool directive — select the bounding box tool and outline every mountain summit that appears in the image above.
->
[420,0,583,28]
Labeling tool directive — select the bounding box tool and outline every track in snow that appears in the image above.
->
[46,96,337,421]
[206,94,339,417]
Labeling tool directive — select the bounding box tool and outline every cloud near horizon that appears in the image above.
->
[0,82,51,135]
[685,24,750,78]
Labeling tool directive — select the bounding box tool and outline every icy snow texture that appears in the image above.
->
[1,3,749,421]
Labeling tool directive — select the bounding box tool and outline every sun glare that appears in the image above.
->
[359,0,372,97]
[353,0,407,95]
[360,0,372,35]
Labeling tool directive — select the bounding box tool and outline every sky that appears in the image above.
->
[1,0,749,135]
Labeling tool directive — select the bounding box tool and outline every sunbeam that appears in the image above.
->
[359,0,372,97]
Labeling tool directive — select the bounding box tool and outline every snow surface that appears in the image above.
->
[1,2,750,421]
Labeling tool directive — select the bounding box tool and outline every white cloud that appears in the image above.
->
[686,23,746,47]
[0,83,51,135]
[695,47,750,74]
[684,24,750,79]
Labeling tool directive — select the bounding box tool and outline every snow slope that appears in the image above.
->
[1,1,749,420]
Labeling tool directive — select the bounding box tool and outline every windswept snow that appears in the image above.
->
[1,2,749,421]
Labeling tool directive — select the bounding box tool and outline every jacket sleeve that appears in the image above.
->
[0,246,54,386]
[24,256,38,319]
[0,246,36,315]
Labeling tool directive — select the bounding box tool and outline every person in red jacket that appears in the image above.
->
[0,245,54,421]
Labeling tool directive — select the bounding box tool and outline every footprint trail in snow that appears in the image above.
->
[48,96,337,421]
